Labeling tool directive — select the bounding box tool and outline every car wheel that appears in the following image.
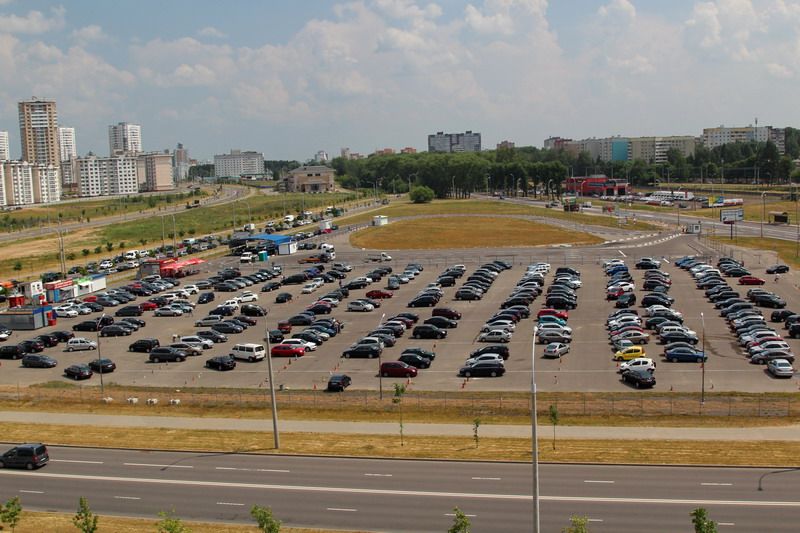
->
[153,357,160,363]
[670,357,677,363]
[405,372,412,378]
[370,353,376,359]
[382,372,389,377]
[490,371,498,377]
[413,334,419,339]
[464,371,472,377]
[67,347,73,352]
[178,357,185,362]
[344,353,351,359]
[634,381,640,388]
[25,462,34,470]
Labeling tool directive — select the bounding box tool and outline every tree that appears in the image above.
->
[562,515,589,533]
[409,185,434,203]
[549,404,560,450]
[12,261,21,272]
[448,507,471,533]
[82,248,90,257]
[93,246,101,254]
[105,242,113,252]
[393,383,406,446]
[473,418,481,448]
[156,510,191,533]
[66,252,76,261]
[250,505,281,533]
[72,496,98,533]
[691,508,718,533]
[0,496,22,532]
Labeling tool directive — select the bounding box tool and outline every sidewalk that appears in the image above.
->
[4,411,800,441]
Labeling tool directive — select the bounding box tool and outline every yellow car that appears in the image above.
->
[614,346,645,361]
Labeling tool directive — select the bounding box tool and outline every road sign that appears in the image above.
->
[720,208,744,223]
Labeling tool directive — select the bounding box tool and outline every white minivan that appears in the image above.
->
[230,343,266,362]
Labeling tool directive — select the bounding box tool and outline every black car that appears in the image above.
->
[341,344,381,359]
[241,304,267,317]
[209,305,236,317]
[64,364,93,380]
[148,347,187,363]
[327,374,352,392]
[423,316,458,329]
[33,334,59,348]
[88,358,116,373]
[545,296,576,310]
[0,345,26,359]
[19,340,45,353]
[660,331,699,345]
[206,355,236,371]
[754,294,786,309]
[21,354,57,368]
[412,324,447,339]
[119,317,146,328]
[128,338,160,352]
[766,264,790,274]
[398,353,431,369]
[0,443,49,469]
[294,330,325,345]
[287,314,314,326]
[621,368,656,388]
[458,361,506,377]
[455,290,482,301]
[211,322,243,334]
[771,309,796,323]
[615,293,636,308]
[408,295,439,308]
[275,292,293,304]
[198,292,215,304]
[306,303,332,315]
[100,325,131,337]
[51,330,75,342]
[401,347,436,361]
[641,294,674,307]
[470,345,510,360]
[197,330,228,343]
[72,320,100,332]
[267,329,285,343]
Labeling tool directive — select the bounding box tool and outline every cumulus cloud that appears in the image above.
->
[71,25,108,45]
[0,6,65,34]
[198,26,226,38]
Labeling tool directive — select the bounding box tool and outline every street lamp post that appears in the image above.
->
[531,326,540,533]
[378,313,385,400]
[761,192,767,238]
[700,312,706,406]
[95,332,105,397]
[265,313,280,448]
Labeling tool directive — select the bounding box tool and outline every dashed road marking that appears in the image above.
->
[124,463,193,469]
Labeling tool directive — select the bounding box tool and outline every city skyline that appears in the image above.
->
[0,1,798,162]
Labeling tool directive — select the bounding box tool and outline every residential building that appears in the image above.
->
[137,151,174,191]
[18,97,60,167]
[173,143,190,181]
[214,149,265,178]
[75,153,139,197]
[496,140,515,150]
[340,147,351,159]
[285,165,335,192]
[428,131,481,153]
[0,131,8,160]
[400,147,417,154]
[543,136,573,151]
[627,136,696,164]
[314,150,329,162]
[108,122,142,155]
[58,127,77,186]
[0,161,61,206]
[373,148,395,156]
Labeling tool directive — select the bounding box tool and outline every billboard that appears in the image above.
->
[720,208,744,224]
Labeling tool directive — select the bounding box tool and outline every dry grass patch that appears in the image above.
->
[710,236,800,269]
[349,216,603,249]
[15,511,360,533]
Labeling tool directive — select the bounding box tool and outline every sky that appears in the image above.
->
[0,0,798,162]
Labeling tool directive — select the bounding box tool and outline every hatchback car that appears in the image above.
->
[412,325,447,339]
[614,346,646,361]
[380,361,418,378]
[327,374,352,392]
[64,364,93,380]
[478,329,512,343]
[0,443,49,469]
[205,355,236,371]
[65,338,97,351]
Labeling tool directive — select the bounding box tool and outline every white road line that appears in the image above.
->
[702,482,733,486]
[327,508,357,512]
[584,480,615,484]
[618,250,626,257]
[114,496,141,500]
[472,477,501,480]
[364,473,392,477]
[719,522,736,526]
[588,518,604,522]
[123,463,193,469]
[216,502,245,506]
[445,513,477,517]
[4,471,800,507]
[51,459,104,464]
[215,467,289,473]
[19,490,43,494]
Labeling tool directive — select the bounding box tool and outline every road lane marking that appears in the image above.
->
[217,502,245,506]
[216,467,290,473]
[19,490,43,494]
[364,473,392,477]
[51,459,104,464]
[327,508,357,512]
[472,477,501,480]
[124,463,193,469]
[588,519,604,522]
[114,496,141,500]
[719,523,735,526]
[618,250,627,257]
[445,513,477,517]
[702,482,733,486]
[4,470,800,507]
[584,480,614,484]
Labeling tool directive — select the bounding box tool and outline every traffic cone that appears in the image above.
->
[669,385,673,392]
[313,383,317,391]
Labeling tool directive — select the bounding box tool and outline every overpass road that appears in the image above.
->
[1,446,799,531]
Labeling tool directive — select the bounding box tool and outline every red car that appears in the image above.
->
[739,276,766,286]
[82,295,98,303]
[609,325,644,337]
[433,307,462,320]
[537,309,568,320]
[277,320,293,333]
[271,344,305,357]
[366,289,393,299]
[380,361,418,378]
[140,301,158,311]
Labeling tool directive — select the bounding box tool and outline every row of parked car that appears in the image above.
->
[678,255,795,376]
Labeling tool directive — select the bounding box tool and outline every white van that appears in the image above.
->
[230,343,266,362]
[124,250,139,261]
[284,214,295,223]
[320,243,335,252]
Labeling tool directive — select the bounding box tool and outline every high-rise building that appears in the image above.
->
[74,154,139,197]
[18,97,60,167]
[108,122,142,155]
[214,149,265,178]
[315,150,329,162]
[627,136,696,164]
[702,125,785,155]
[0,161,61,206]
[138,151,174,191]
[173,143,190,181]
[496,140,515,150]
[428,131,481,153]
[0,131,9,160]
[58,127,77,186]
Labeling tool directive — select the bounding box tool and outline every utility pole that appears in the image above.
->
[265,317,280,448]
[531,327,540,533]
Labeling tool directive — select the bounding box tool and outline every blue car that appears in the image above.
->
[664,347,707,363]
[537,315,567,326]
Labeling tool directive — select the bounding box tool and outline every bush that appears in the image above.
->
[409,185,435,204]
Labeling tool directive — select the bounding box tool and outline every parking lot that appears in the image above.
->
[2,231,799,393]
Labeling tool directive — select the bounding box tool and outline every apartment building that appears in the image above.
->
[285,165,335,192]
[18,98,60,167]
[213,149,264,178]
[0,160,61,206]
[702,125,785,154]
[627,136,697,164]
[137,151,174,191]
[58,127,77,186]
[173,143,190,181]
[75,153,139,197]
[108,122,142,155]
[0,131,9,160]
[428,131,481,153]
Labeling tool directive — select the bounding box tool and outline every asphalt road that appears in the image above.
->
[2,446,800,532]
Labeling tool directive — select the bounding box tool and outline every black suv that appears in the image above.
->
[115,305,143,317]
[470,344,510,360]
[128,338,160,353]
[0,443,49,469]
[412,324,447,339]
[327,374,352,392]
[0,345,26,359]
[148,347,187,363]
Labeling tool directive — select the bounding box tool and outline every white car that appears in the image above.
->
[646,305,672,317]
[223,299,241,309]
[281,338,317,351]
[183,285,199,295]
[383,320,407,331]
[180,336,214,349]
[348,300,374,312]
[478,330,512,343]
[238,292,259,302]
[483,320,516,331]
[301,283,319,294]
[465,353,505,366]
[65,338,97,351]
[537,323,573,335]
[54,306,79,318]
[619,357,656,373]
[603,259,625,268]
[607,282,635,292]
[556,277,582,289]
[99,260,114,269]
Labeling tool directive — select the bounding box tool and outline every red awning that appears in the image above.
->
[161,258,206,271]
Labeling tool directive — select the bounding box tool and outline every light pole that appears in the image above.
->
[265,312,280,448]
[378,312,385,399]
[676,187,682,229]
[96,331,105,397]
[170,214,177,255]
[700,312,706,406]
[531,326,540,533]
[761,191,767,238]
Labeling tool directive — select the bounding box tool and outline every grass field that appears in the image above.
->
[349,216,604,249]
[710,236,800,268]
[336,199,659,231]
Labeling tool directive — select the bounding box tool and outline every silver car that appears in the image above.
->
[767,358,795,378]
[542,342,570,358]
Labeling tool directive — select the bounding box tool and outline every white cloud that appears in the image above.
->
[765,62,792,78]
[198,26,226,39]
[598,0,636,21]
[0,6,65,34]
[71,25,108,46]
[131,38,236,87]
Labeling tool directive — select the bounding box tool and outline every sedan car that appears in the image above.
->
[664,347,707,363]
[739,276,766,286]
[620,368,656,388]
[347,300,374,312]
[99,325,132,337]
[542,342,569,358]
[87,358,116,373]
[767,358,795,378]
[275,292,293,303]
[458,361,506,378]
[766,264,790,274]
[380,361,418,378]
[327,374,352,392]
[64,364,93,380]
[205,355,237,371]
[154,307,183,317]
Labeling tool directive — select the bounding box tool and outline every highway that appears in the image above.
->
[2,446,800,531]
